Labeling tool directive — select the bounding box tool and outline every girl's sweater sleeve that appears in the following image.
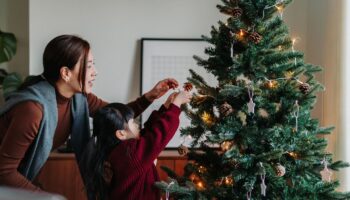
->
[132,104,181,167]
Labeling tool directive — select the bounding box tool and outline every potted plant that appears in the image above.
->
[0,30,23,101]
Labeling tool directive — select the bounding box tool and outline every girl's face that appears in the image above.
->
[69,50,97,94]
[125,119,140,140]
[116,119,140,141]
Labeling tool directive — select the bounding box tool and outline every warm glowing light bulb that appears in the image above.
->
[197,181,204,188]
[221,141,232,151]
[276,5,283,12]
[239,29,245,37]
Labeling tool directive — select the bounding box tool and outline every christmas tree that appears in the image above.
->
[156,0,350,199]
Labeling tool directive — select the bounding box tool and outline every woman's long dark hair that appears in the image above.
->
[81,103,134,200]
[19,35,90,92]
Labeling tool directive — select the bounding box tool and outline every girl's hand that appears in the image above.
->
[144,78,179,102]
[164,92,177,109]
[173,91,192,107]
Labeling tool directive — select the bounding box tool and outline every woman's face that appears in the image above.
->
[84,50,97,94]
[70,50,97,94]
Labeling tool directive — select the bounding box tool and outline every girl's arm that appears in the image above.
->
[132,103,181,167]
[0,101,43,191]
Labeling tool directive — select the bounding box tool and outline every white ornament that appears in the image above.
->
[259,162,267,196]
[246,191,252,200]
[213,106,220,118]
[247,98,256,114]
[292,100,300,132]
[247,87,255,114]
[320,158,333,182]
[260,175,267,196]
[165,181,175,200]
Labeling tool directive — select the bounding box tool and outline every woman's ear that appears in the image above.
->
[115,130,127,141]
[60,66,71,82]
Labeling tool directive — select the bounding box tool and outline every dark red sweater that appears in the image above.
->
[108,104,181,200]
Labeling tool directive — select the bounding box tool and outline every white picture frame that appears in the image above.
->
[140,38,217,148]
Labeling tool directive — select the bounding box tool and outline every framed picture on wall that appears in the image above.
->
[140,38,218,148]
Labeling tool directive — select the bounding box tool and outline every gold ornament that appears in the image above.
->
[177,144,189,156]
[221,141,233,151]
[265,80,278,89]
[284,71,294,79]
[275,102,282,112]
[237,111,247,126]
[220,102,234,117]
[258,108,269,118]
[275,163,286,177]
[201,112,215,126]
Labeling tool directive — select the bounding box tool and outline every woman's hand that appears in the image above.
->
[144,78,179,102]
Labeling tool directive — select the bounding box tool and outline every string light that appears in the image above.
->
[239,29,245,37]
[288,152,298,159]
[198,166,207,174]
[291,37,300,65]
[221,141,233,151]
[224,176,234,186]
[196,181,205,190]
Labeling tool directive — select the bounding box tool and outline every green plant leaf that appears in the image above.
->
[3,72,22,98]
[0,30,17,64]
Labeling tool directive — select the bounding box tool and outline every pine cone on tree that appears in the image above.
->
[275,164,286,177]
[299,83,310,94]
[177,144,189,156]
[183,82,193,92]
[231,7,243,18]
[249,32,263,44]
[220,102,233,117]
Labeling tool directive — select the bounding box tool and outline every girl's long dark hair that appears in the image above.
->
[19,35,90,92]
[81,103,134,200]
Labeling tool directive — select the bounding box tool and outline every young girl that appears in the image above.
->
[81,91,192,200]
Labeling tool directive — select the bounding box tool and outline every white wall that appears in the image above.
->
[29,0,309,103]
[339,0,350,191]
[29,0,226,102]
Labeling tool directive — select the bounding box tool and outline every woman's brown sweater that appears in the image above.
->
[0,92,150,191]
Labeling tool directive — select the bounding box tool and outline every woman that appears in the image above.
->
[0,34,178,191]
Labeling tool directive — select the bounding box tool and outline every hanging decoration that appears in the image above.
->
[201,112,215,126]
[320,157,333,182]
[247,87,256,114]
[292,100,300,132]
[259,162,267,196]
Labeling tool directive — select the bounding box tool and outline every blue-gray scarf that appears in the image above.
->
[0,81,90,180]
